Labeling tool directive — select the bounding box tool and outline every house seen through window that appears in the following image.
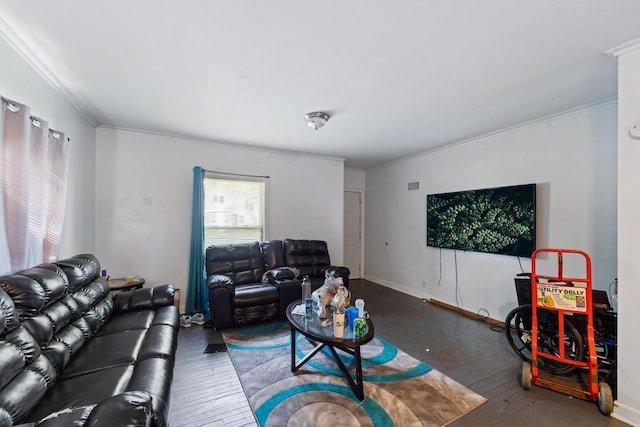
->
[204,175,265,246]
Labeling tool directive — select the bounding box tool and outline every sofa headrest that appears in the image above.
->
[0,265,68,320]
[55,254,100,293]
[260,240,284,270]
[0,288,19,336]
[205,241,265,285]
[284,239,329,257]
[283,239,331,277]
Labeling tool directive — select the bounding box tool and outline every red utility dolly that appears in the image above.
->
[521,248,613,415]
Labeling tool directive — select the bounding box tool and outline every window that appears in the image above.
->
[204,174,266,246]
[204,212,217,225]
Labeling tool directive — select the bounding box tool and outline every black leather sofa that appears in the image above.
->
[206,239,349,330]
[0,254,179,427]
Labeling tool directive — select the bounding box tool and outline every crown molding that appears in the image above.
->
[98,126,348,163]
[605,37,640,60]
[386,97,618,168]
[0,17,98,127]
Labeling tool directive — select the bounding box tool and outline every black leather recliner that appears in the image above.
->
[267,239,350,318]
[283,238,350,288]
[206,241,279,330]
[205,239,350,330]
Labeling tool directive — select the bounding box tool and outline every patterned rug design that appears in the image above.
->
[222,321,486,426]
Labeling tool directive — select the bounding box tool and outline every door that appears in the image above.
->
[343,191,362,278]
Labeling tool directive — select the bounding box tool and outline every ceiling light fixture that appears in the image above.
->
[304,112,330,130]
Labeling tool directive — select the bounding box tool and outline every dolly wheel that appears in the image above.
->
[521,362,532,390]
[598,382,614,416]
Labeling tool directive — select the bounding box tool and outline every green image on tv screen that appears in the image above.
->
[426,183,536,258]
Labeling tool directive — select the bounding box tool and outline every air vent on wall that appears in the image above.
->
[408,181,420,191]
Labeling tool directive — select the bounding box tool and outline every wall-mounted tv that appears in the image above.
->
[426,183,536,258]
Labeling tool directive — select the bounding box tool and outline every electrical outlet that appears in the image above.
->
[422,281,426,288]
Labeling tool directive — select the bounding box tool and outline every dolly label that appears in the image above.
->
[536,283,587,312]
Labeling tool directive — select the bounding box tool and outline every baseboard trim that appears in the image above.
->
[362,276,504,328]
[362,275,425,299]
[612,400,640,425]
[428,298,505,328]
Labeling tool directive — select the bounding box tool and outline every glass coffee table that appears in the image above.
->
[286,300,375,401]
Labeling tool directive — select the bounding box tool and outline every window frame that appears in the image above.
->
[203,172,268,246]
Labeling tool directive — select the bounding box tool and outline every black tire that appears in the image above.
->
[505,305,533,362]
[505,304,584,374]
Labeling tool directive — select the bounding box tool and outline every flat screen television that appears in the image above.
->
[426,183,536,258]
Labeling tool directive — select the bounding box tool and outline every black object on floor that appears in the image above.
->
[204,343,227,353]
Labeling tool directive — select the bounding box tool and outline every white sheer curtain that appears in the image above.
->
[0,96,68,274]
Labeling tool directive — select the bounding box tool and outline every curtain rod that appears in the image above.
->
[203,168,269,179]
[2,95,70,142]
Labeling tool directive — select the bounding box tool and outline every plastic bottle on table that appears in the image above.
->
[301,275,311,301]
[355,299,365,318]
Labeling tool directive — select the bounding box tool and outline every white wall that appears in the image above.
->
[95,128,345,312]
[613,41,640,425]
[0,35,96,259]
[365,102,618,323]
[345,166,366,191]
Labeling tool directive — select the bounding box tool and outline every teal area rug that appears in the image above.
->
[222,321,486,426]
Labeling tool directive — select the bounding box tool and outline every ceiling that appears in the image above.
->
[1,1,639,168]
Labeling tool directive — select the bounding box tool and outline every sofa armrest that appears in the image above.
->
[29,391,153,427]
[206,274,234,292]
[206,275,234,329]
[113,284,175,313]
[271,278,301,319]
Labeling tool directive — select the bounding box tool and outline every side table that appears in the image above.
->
[108,277,145,293]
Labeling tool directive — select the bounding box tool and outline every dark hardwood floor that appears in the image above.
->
[169,324,255,427]
[169,279,627,427]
